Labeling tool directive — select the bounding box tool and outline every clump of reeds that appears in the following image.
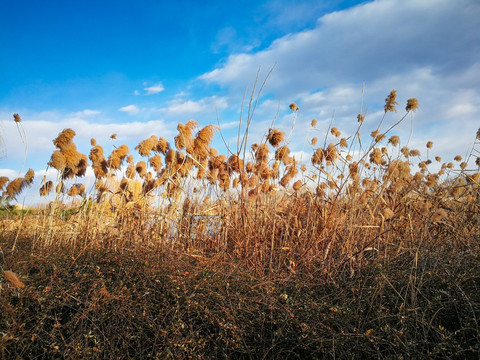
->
[5,178,28,199]
[107,144,130,170]
[48,129,88,179]
[67,183,86,197]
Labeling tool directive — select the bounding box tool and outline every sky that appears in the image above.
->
[0,0,479,204]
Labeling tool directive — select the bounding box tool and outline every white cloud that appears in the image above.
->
[198,0,480,165]
[200,0,480,93]
[144,83,164,95]
[0,108,173,175]
[161,96,228,116]
[119,105,140,114]
[73,109,100,117]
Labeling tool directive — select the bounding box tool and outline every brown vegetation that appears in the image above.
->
[1,92,479,358]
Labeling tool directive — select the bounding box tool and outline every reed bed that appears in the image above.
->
[1,91,479,358]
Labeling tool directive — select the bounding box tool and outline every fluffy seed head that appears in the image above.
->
[267,128,285,147]
[126,162,136,179]
[384,90,398,112]
[369,148,383,165]
[165,149,177,167]
[150,154,163,172]
[409,149,421,157]
[255,144,270,163]
[426,141,433,149]
[39,181,53,196]
[311,119,317,127]
[401,147,410,157]
[68,183,86,197]
[312,148,324,165]
[325,143,338,163]
[227,154,244,173]
[89,145,105,163]
[388,136,400,146]
[48,151,66,170]
[136,161,147,177]
[331,127,341,137]
[25,169,35,185]
[13,113,21,123]
[108,145,130,170]
[279,174,291,188]
[406,98,419,112]
[0,177,9,190]
[175,122,196,153]
[293,180,302,191]
[6,178,27,198]
[275,145,290,162]
[136,135,158,157]
[156,137,170,155]
[289,103,299,111]
[193,125,217,159]
[53,129,76,150]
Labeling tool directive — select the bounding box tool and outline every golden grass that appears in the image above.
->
[1,91,478,275]
[1,91,480,359]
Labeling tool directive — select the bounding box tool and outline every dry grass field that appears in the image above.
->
[1,91,479,359]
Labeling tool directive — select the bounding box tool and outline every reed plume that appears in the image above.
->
[406,98,419,112]
[39,181,53,196]
[126,163,136,179]
[150,154,163,172]
[136,135,158,157]
[5,178,27,198]
[136,161,147,178]
[108,145,130,170]
[193,125,217,160]
[255,144,270,163]
[175,121,197,154]
[53,129,76,150]
[156,137,170,155]
[48,151,66,170]
[312,148,324,165]
[68,184,86,197]
[384,90,398,112]
[0,176,9,191]
[267,128,285,147]
[227,154,244,173]
[24,169,35,185]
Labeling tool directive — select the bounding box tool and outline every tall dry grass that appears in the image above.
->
[1,90,480,358]
[0,90,477,277]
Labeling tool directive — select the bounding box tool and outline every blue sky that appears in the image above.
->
[1,0,479,204]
